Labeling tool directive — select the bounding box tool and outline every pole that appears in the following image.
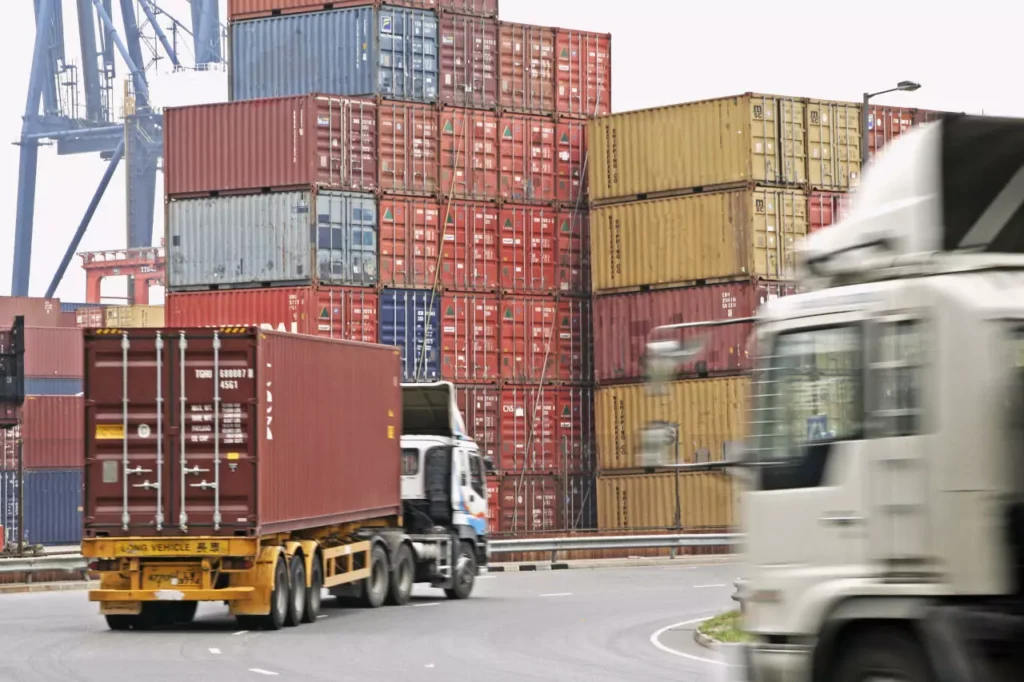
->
[861,92,871,168]
[673,427,681,532]
[16,434,24,555]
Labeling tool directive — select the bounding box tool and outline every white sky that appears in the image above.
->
[1,0,1021,301]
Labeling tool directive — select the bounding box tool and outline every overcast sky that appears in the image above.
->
[1,0,1021,302]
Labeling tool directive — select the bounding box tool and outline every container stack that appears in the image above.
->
[162,1,612,535]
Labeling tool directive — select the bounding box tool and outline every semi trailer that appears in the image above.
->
[80,327,489,630]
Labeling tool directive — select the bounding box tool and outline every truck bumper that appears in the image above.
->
[88,587,256,603]
[724,642,812,681]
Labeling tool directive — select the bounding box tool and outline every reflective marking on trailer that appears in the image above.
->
[317,614,328,619]
[413,602,440,607]
[248,669,279,676]
[540,592,572,597]
[154,589,185,601]
[693,584,727,589]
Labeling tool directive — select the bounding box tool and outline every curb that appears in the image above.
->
[486,555,737,573]
[694,628,719,650]
[0,580,95,595]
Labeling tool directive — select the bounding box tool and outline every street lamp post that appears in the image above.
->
[861,80,922,167]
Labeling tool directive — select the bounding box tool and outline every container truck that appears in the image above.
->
[80,327,489,630]
[646,114,1024,681]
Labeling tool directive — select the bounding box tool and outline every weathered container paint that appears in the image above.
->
[103,305,165,329]
[499,205,587,295]
[0,297,63,327]
[165,286,379,342]
[24,378,83,396]
[439,14,498,109]
[230,7,439,104]
[439,0,497,17]
[498,22,556,114]
[439,201,501,291]
[808,190,850,234]
[227,0,438,21]
[595,377,748,471]
[167,190,378,290]
[439,108,499,199]
[1,396,84,470]
[590,187,808,292]
[588,94,807,202]
[596,471,735,530]
[164,95,378,197]
[556,119,587,205]
[453,384,500,464]
[499,385,594,473]
[378,101,439,195]
[554,29,612,117]
[439,293,500,382]
[499,113,557,203]
[83,327,402,537]
[379,197,442,288]
[499,296,591,384]
[805,99,861,191]
[498,472,594,532]
[379,288,442,382]
[593,281,794,383]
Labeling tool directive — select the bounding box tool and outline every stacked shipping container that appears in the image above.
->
[164,1,612,536]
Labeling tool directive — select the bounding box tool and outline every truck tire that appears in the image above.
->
[301,555,323,623]
[173,601,198,625]
[444,541,476,600]
[360,544,389,609]
[238,555,289,631]
[284,553,306,627]
[386,544,414,606]
[835,628,934,682]
[105,615,137,631]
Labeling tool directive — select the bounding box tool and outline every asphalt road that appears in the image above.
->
[0,562,739,682]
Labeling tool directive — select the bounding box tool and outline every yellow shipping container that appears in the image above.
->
[588,93,807,203]
[597,471,736,530]
[806,99,862,191]
[596,377,748,471]
[590,186,806,292]
[104,304,165,328]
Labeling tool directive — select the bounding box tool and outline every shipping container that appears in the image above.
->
[24,378,83,396]
[230,7,439,104]
[103,305,165,329]
[486,474,501,531]
[227,0,438,22]
[805,99,861,191]
[60,301,103,314]
[866,105,915,158]
[498,472,594,533]
[556,119,588,205]
[596,471,735,530]
[165,286,379,342]
[593,280,794,383]
[440,293,500,383]
[499,296,591,383]
[439,201,501,290]
[808,190,850,234]
[164,95,378,198]
[499,385,594,473]
[1,396,84,470]
[499,205,588,294]
[439,14,498,110]
[18,327,82,378]
[439,108,499,199]
[595,377,747,471]
[167,189,378,290]
[379,288,442,382]
[554,29,612,118]
[0,469,83,546]
[559,210,590,295]
[498,22,556,114]
[590,186,807,292]
[0,297,63,327]
[75,307,105,328]
[83,327,402,538]
[439,0,497,17]
[499,113,557,203]
[588,94,807,203]
[379,101,439,196]
[379,197,443,289]
[454,384,500,463]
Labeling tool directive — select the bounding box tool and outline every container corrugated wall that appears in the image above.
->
[22,327,83,378]
[595,377,747,471]
[167,190,378,290]
[230,7,439,104]
[104,305,165,328]
[23,469,83,546]
[228,0,439,21]
[379,288,442,382]
[3,396,84,470]
[590,187,807,292]
[596,471,735,530]
[439,14,498,109]
[805,99,861,191]
[0,297,64,327]
[588,94,808,202]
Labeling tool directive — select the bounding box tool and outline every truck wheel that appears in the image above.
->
[386,544,414,606]
[105,615,138,631]
[360,544,389,609]
[835,628,934,682]
[284,553,306,627]
[444,541,476,600]
[301,555,323,623]
[239,555,289,631]
[173,601,198,625]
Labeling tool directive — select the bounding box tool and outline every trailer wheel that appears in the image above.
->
[238,555,289,631]
[105,615,137,631]
[284,553,306,627]
[386,544,415,606]
[173,601,198,625]
[445,541,476,600]
[360,544,389,609]
[835,627,934,682]
[301,554,323,623]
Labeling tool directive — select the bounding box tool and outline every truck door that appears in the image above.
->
[452,446,487,536]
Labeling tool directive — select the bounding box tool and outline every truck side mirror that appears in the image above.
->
[644,337,707,396]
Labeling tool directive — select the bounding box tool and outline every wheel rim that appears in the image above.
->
[456,553,474,591]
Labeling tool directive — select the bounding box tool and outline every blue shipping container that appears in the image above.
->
[25,377,83,396]
[0,469,82,546]
[379,288,441,382]
[59,301,106,313]
[230,6,439,104]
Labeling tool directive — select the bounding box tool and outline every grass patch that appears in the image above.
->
[697,610,751,643]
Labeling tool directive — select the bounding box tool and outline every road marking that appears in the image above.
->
[425,664,435,668]
[540,592,572,597]
[209,648,221,655]
[413,602,440,607]
[478,575,496,580]
[693,584,727,589]
[650,616,727,666]
[232,630,248,636]
[248,669,279,676]
[317,614,329,619]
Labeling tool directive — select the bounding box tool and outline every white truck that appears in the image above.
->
[646,113,1024,680]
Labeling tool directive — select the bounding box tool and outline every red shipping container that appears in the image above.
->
[558,210,590,295]
[439,108,499,199]
[592,280,795,384]
[439,201,501,291]
[1,396,85,470]
[440,293,500,383]
[439,0,497,17]
[23,327,83,378]
[227,0,437,21]
[378,101,440,195]
[499,385,594,473]
[83,328,401,537]
[164,94,378,197]
[439,14,498,110]
[59,311,77,328]
[0,297,63,328]
[165,286,378,343]
[499,114,557,203]
[486,474,501,532]
[499,296,591,383]
[379,197,442,288]
[75,307,105,328]
[454,384,500,464]
[499,205,588,294]
[555,119,587,205]
[808,191,850,234]
[866,105,915,158]
[497,472,592,532]
[498,22,556,114]
[554,29,612,118]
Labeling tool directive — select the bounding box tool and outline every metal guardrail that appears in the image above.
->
[0,554,87,574]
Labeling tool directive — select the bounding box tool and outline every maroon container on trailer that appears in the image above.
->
[82,327,402,538]
[0,296,64,327]
[554,29,611,118]
[439,14,498,110]
[593,280,795,384]
[164,94,378,198]
[2,396,85,470]
[21,327,83,378]
[227,0,437,21]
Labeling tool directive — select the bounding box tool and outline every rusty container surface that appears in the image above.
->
[595,377,747,471]
[439,14,498,110]
[439,108,500,199]
[227,0,438,21]
[164,287,378,343]
[499,205,588,295]
[499,385,594,473]
[21,327,84,378]
[165,95,378,198]
[498,472,594,533]
[808,190,850,234]
[499,113,557,203]
[83,328,402,538]
[554,29,612,118]
[0,297,64,327]
[0,396,84,470]
[805,99,861,191]
[596,471,735,530]
[440,293,501,383]
[378,101,440,196]
[498,22,556,114]
[593,281,794,384]
[499,296,591,384]
[590,186,807,292]
[439,0,497,16]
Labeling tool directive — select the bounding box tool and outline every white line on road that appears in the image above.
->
[209,648,221,655]
[413,602,440,607]
[478,575,496,580]
[693,584,727,589]
[650,616,727,666]
[540,592,572,597]
[248,669,279,676]
[317,614,329,619]
[232,630,248,636]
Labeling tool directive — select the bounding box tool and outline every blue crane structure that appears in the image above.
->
[13,0,225,298]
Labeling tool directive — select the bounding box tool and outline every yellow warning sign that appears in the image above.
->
[95,424,125,440]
